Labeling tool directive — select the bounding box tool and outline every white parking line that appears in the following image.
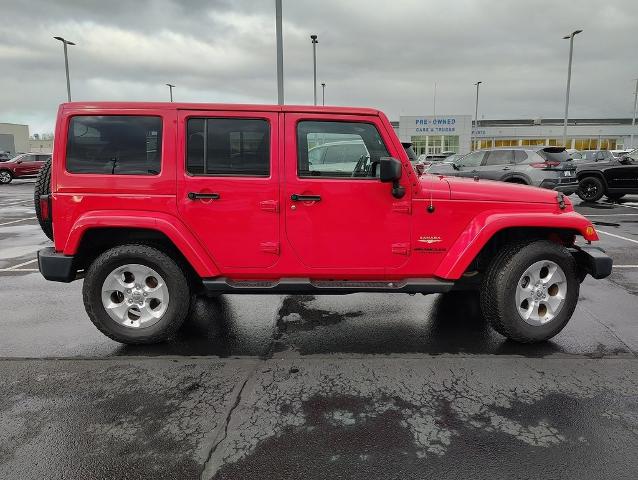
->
[0,268,39,272]
[604,202,638,211]
[0,200,33,207]
[614,265,638,268]
[584,213,638,217]
[0,258,38,272]
[597,229,638,245]
[0,217,37,226]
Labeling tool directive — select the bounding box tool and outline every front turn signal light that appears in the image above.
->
[584,225,598,241]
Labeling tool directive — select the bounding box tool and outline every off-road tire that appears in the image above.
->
[34,158,53,240]
[83,244,191,344]
[480,239,579,343]
[0,170,12,184]
[577,176,605,202]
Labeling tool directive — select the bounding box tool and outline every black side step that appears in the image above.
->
[202,277,454,295]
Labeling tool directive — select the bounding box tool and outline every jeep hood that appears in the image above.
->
[431,175,564,204]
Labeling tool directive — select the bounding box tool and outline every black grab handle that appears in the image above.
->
[188,192,220,200]
[291,194,321,202]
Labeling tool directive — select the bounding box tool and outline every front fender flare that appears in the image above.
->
[64,210,220,277]
[434,210,596,280]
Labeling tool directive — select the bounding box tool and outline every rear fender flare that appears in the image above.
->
[434,211,596,279]
[64,210,220,277]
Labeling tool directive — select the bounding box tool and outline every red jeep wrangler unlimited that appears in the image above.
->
[36,102,612,345]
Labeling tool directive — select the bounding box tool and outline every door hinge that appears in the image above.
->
[392,201,411,214]
[260,200,279,212]
[260,242,280,254]
[391,243,410,255]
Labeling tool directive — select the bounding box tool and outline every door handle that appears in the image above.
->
[291,194,321,202]
[188,192,220,200]
[502,167,511,170]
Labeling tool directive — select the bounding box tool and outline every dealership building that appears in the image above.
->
[393,116,637,156]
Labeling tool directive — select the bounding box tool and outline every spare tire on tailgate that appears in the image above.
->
[34,157,53,240]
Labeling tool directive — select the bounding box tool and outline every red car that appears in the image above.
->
[0,153,51,184]
[36,102,611,345]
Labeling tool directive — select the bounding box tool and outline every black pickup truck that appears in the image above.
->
[576,149,638,202]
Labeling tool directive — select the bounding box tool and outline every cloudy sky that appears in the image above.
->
[0,0,636,135]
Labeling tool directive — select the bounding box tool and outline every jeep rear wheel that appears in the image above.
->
[0,170,12,184]
[83,244,190,344]
[480,240,579,343]
[34,158,53,240]
[577,176,604,202]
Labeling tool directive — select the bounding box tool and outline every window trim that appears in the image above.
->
[184,116,272,178]
[64,114,164,176]
[296,119,391,180]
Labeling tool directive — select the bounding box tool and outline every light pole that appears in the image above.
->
[166,83,175,102]
[473,81,482,150]
[321,82,325,105]
[275,0,284,105]
[631,78,638,149]
[53,36,76,102]
[310,34,318,105]
[562,29,583,147]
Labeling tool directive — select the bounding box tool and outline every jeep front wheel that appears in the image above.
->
[83,244,190,344]
[480,240,579,343]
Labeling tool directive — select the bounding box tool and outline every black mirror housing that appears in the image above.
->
[379,157,405,198]
[380,157,402,182]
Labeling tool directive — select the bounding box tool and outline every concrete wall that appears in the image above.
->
[28,139,54,153]
[0,123,29,155]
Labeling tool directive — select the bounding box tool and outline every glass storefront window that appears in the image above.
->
[411,135,460,155]
[495,139,519,147]
[521,139,546,146]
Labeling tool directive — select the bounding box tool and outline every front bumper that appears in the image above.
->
[571,245,613,280]
[38,247,76,282]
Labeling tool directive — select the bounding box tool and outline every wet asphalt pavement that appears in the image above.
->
[1,180,637,479]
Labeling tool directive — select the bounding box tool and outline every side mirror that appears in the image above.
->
[379,157,405,199]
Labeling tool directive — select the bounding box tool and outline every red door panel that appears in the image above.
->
[177,111,280,270]
[283,113,411,272]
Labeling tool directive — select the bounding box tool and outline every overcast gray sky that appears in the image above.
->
[0,0,636,134]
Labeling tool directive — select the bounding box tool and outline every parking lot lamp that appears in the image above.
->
[562,29,583,147]
[631,78,638,149]
[166,83,175,102]
[321,82,325,105]
[311,35,318,105]
[473,81,482,150]
[53,36,76,102]
[275,0,284,105]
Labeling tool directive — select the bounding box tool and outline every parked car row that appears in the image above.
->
[0,153,51,184]
[427,146,579,194]
[416,146,638,203]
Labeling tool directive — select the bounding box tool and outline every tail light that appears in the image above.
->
[530,161,561,169]
[39,195,51,221]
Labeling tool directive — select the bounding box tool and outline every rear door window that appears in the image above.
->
[514,151,529,163]
[483,150,513,165]
[186,118,270,176]
[66,116,162,175]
